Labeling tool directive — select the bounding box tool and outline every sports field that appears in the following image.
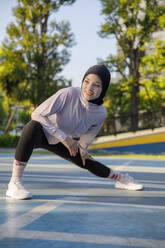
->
[0,152,165,248]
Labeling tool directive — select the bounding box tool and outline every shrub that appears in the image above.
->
[0,134,20,147]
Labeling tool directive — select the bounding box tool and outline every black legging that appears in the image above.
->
[15,120,110,178]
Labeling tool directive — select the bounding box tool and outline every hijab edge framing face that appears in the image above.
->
[81,64,111,105]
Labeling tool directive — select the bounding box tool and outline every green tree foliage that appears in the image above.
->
[99,0,165,131]
[0,91,7,130]
[0,0,76,108]
[139,40,165,114]
[18,108,31,125]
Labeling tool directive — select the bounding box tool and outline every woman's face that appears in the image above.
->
[82,74,102,101]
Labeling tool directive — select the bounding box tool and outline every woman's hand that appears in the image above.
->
[62,136,79,156]
[79,147,94,166]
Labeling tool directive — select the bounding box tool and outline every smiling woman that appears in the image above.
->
[6,64,143,200]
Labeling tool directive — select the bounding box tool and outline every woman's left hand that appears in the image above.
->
[79,147,94,166]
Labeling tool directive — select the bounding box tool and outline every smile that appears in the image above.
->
[85,91,94,96]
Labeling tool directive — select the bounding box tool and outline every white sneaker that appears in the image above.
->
[6,178,32,199]
[115,173,143,191]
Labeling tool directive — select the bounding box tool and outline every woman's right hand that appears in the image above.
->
[62,136,79,156]
[79,146,94,166]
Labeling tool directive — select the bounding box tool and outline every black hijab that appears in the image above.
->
[82,64,111,105]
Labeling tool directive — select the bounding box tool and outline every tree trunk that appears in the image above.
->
[130,47,140,131]
[4,106,18,134]
[130,82,139,131]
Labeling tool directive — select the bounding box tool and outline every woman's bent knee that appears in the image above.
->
[24,120,42,134]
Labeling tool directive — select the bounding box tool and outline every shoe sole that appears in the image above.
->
[6,190,32,200]
[115,184,144,191]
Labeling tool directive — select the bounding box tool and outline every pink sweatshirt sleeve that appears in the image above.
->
[31,89,68,142]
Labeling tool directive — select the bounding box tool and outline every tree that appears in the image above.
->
[139,40,165,126]
[0,0,76,108]
[99,0,165,131]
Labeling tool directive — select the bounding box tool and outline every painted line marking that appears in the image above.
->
[1,161,165,173]
[115,160,132,171]
[1,198,165,210]
[7,230,165,248]
[0,201,62,240]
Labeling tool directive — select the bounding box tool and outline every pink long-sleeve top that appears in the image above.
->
[31,87,107,149]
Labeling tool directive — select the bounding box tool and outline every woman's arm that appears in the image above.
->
[31,88,80,156]
[31,89,68,142]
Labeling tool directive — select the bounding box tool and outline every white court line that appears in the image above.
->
[2,172,165,186]
[141,179,165,184]
[0,201,62,240]
[12,230,165,248]
[1,172,165,185]
[2,174,165,190]
[110,165,165,173]
[59,199,165,209]
[0,200,165,247]
[32,199,165,210]
[142,183,165,189]
[1,158,165,173]
[1,198,165,210]
[115,160,132,171]
[1,162,164,173]
[22,163,165,173]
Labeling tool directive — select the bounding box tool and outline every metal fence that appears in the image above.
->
[99,110,165,136]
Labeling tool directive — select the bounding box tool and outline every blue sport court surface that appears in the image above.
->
[0,152,165,248]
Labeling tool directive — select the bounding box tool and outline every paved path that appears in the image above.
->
[0,153,165,248]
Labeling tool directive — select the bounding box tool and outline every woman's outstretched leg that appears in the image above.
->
[82,158,143,190]
[45,143,143,191]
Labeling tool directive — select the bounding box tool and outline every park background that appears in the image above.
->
[0,0,165,154]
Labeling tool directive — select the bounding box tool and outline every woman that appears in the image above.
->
[6,65,143,199]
